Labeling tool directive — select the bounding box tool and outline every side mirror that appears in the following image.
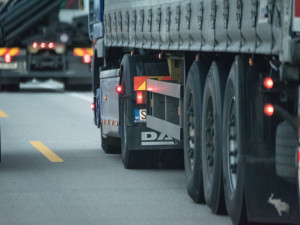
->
[0,24,4,41]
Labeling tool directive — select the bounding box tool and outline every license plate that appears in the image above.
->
[134,109,146,123]
[0,62,17,69]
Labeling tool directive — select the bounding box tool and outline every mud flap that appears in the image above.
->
[244,144,300,224]
[126,125,182,151]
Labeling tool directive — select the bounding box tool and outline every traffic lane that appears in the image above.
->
[0,91,231,225]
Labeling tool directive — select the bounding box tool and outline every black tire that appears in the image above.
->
[202,61,227,214]
[184,61,209,203]
[222,56,248,225]
[101,130,121,154]
[276,121,298,181]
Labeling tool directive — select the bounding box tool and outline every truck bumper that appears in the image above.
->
[0,53,92,84]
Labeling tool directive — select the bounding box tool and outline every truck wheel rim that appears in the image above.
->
[205,97,214,182]
[227,97,237,192]
[187,93,195,172]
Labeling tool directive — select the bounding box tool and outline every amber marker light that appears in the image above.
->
[264,104,274,116]
[264,77,274,90]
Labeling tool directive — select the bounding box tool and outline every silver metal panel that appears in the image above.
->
[151,5,162,50]
[101,76,120,137]
[143,6,152,49]
[214,0,227,52]
[147,115,182,140]
[147,79,182,98]
[168,3,180,50]
[178,1,191,51]
[136,7,144,49]
[160,3,171,50]
[272,0,283,55]
[227,0,241,52]
[189,1,201,51]
[110,11,118,46]
[128,9,137,48]
[102,0,298,62]
[256,0,272,54]
[240,0,257,53]
[201,0,214,52]
[121,10,129,47]
[100,69,120,79]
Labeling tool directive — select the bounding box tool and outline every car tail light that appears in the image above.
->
[264,77,274,89]
[116,85,122,93]
[4,53,11,63]
[83,54,91,63]
[264,104,274,116]
[40,42,46,48]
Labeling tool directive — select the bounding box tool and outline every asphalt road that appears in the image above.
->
[0,80,232,225]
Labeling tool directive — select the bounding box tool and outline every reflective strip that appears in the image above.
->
[73,48,93,56]
[134,76,173,91]
[0,48,20,56]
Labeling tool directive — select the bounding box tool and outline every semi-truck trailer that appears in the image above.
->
[0,0,93,91]
[89,0,300,224]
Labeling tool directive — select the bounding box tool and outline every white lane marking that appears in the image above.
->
[68,93,92,102]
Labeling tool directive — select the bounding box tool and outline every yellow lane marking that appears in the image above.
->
[30,141,64,162]
[0,110,8,118]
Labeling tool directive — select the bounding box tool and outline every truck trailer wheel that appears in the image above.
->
[202,61,226,214]
[183,61,209,203]
[222,57,248,225]
[101,136,121,154]
[276,121,298,182]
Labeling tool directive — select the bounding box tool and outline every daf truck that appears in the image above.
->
[89,0,300,224]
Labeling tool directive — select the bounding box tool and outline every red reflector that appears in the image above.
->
[4,53,11,63]
[136,91,143,104]
[83,54,91,63]
[264,77,274,89]
[91,103,95,110]
[32,42,38,48]
[295,0,300,17]
[116,85,122,93]
[40,42,46,48]
[264,104,274,116]
[48,42,54,49]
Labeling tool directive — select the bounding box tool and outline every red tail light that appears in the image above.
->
[264,104,274,116]
[91,103,95,110]
[48,42,54,49]
[83,54,91,63]
[264,77,274,89]
[40,42,46,48]
[4,53,11,63]
[32,42,38,48]
[116,85,122,93]
[136,91,143,104]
